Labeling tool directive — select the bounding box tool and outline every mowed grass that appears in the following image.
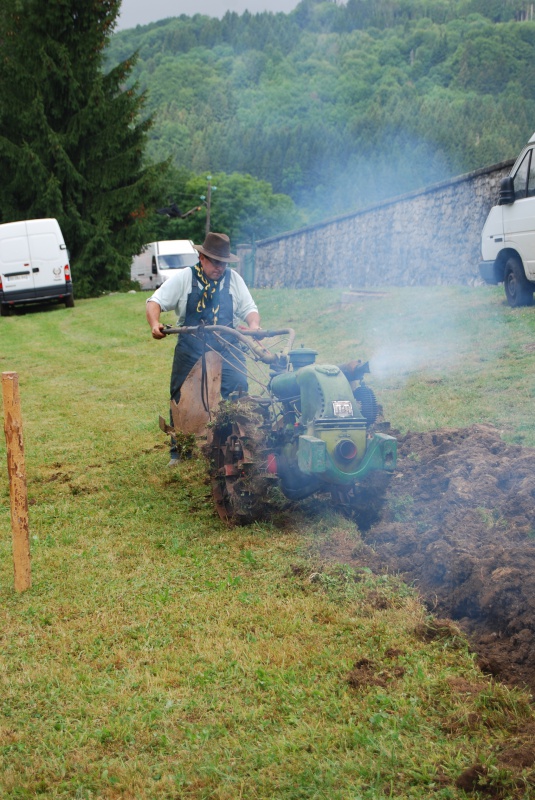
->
[0,287,534,799]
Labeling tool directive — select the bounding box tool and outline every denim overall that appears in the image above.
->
[170,266,248,404]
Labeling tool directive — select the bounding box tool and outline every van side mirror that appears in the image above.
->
[151,256,157,275]
[498,176,515,205]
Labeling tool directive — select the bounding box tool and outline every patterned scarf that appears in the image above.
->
[193,262,223,324]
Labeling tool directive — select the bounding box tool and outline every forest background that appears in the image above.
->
[107,0,535,245]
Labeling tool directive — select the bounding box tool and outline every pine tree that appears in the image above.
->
[0,0,168,296]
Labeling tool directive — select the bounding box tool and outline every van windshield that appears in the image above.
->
[158,254,198,270]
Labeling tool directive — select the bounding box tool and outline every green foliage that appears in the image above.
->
[148,166,303,245]
[0,0,168,297]
[106,0,535,223]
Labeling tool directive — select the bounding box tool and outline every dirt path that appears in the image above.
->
[322,424,535,693]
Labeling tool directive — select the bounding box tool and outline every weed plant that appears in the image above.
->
[0,288,534,798]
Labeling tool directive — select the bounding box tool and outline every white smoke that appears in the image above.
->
[361,292,468,386]
[369,344,433,382]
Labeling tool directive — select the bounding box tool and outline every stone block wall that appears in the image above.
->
[249,160,514,289]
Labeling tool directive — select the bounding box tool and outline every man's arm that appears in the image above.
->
[230,271,260,329]
[245,310,260,330]
[146,300,166,339]
[146,269,191,338]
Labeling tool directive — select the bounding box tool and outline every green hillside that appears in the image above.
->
[107,0,535,223]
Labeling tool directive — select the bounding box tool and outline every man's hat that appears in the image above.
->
[194,232,238,263]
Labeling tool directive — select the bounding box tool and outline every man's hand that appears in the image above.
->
[151,323,166,339]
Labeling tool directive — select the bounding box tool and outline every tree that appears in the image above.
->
[148,168,303,246]
[0,0,167,296]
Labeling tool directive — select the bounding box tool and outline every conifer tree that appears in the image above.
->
[0,0,167,296]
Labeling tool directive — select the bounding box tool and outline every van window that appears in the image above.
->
[158,254,198,270]
[514,150,532,200]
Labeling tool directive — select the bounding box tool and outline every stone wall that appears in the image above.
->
[247,160,514,289]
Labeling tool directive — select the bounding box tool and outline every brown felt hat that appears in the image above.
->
[194,232,238,263]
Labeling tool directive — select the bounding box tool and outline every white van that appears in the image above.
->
[0,218,73,316]
[479,132,535,307]
[131,240,198,290]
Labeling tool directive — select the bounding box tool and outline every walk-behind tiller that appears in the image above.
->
[160,324,397,524]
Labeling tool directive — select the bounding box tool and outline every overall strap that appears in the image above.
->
[186,268,233,323]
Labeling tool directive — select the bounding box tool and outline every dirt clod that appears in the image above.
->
[324,424,535,693]
[455,765,489,792]
[347,658,389,690]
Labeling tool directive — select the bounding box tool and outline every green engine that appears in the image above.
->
[268,349,397,500]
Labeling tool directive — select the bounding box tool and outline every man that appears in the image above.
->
[146,232,261,465]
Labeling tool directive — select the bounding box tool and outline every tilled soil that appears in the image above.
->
[322,424,535,694]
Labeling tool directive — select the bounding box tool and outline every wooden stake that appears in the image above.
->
[2,372,31,592]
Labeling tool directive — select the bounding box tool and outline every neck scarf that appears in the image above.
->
[193,262,224,324]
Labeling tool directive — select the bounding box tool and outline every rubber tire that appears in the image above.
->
[65,294,75,308]
[504,256,534,308]
[0,304,10,317]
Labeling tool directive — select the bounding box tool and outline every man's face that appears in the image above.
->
[200,253,227,281]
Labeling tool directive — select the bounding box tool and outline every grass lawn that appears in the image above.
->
[0,286,534,799]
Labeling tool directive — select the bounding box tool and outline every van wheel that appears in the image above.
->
[504,256,534,307]
[0,304,10,317]
[65,295,75,308]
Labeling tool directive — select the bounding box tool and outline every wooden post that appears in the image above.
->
[2,372,31,592]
